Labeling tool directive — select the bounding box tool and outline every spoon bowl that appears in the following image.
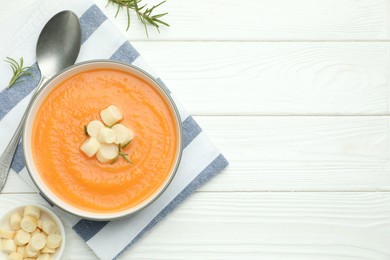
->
[37,11,81,79]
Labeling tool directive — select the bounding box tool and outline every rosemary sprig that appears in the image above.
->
[111,144,121,164]
[84,125,89,136]
[107,0,169,36]
[5,57,32,89]
[121,139,132,148]
[119,152,132,163]
[111,143,133,164]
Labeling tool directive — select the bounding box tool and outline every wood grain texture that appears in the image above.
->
[93,0,390,41]
[0,0,389,259]
[1,193,390,260]
[132,42,390,115]
[195,116,390,191]
[124,192,390,260]
[4,116,390,193]
[2,0,387,41]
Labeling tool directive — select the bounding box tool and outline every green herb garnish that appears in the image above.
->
[84,125,89,136]
[121,139,132,148]
[5,57,32,89]
[120,152,132,163]
[111,144,121,164]
[111,143,132,164]
[107,0,169,36]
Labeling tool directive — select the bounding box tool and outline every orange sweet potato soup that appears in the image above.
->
[32,68,178,213]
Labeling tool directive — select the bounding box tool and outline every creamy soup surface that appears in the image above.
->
[32,69,177,213]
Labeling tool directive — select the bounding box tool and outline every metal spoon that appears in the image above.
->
[0,11,81,191]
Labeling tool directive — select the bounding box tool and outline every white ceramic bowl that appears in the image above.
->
[22,60,183,220]
[0,204,65,260]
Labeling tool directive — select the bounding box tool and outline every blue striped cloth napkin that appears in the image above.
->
[0,0,228,259]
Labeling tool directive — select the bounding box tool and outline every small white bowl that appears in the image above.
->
[0,204,65,260]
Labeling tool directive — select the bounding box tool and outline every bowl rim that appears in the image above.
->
[0,203,65,260]
[22,59,183,220]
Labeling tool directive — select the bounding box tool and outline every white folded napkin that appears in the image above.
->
[0,0,228,259]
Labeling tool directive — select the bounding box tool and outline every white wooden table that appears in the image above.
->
[2,0,390,259]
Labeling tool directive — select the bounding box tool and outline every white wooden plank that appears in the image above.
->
[1,193,390,259]
[93,0,390,40]
[0,0,388,41]
[4,116,390,193]
[132,42,390,115]
[122,192,390,260]
[194,116,390,191]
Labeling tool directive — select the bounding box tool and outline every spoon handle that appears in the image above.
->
[0,111,26,191]
[0,76,48,192]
